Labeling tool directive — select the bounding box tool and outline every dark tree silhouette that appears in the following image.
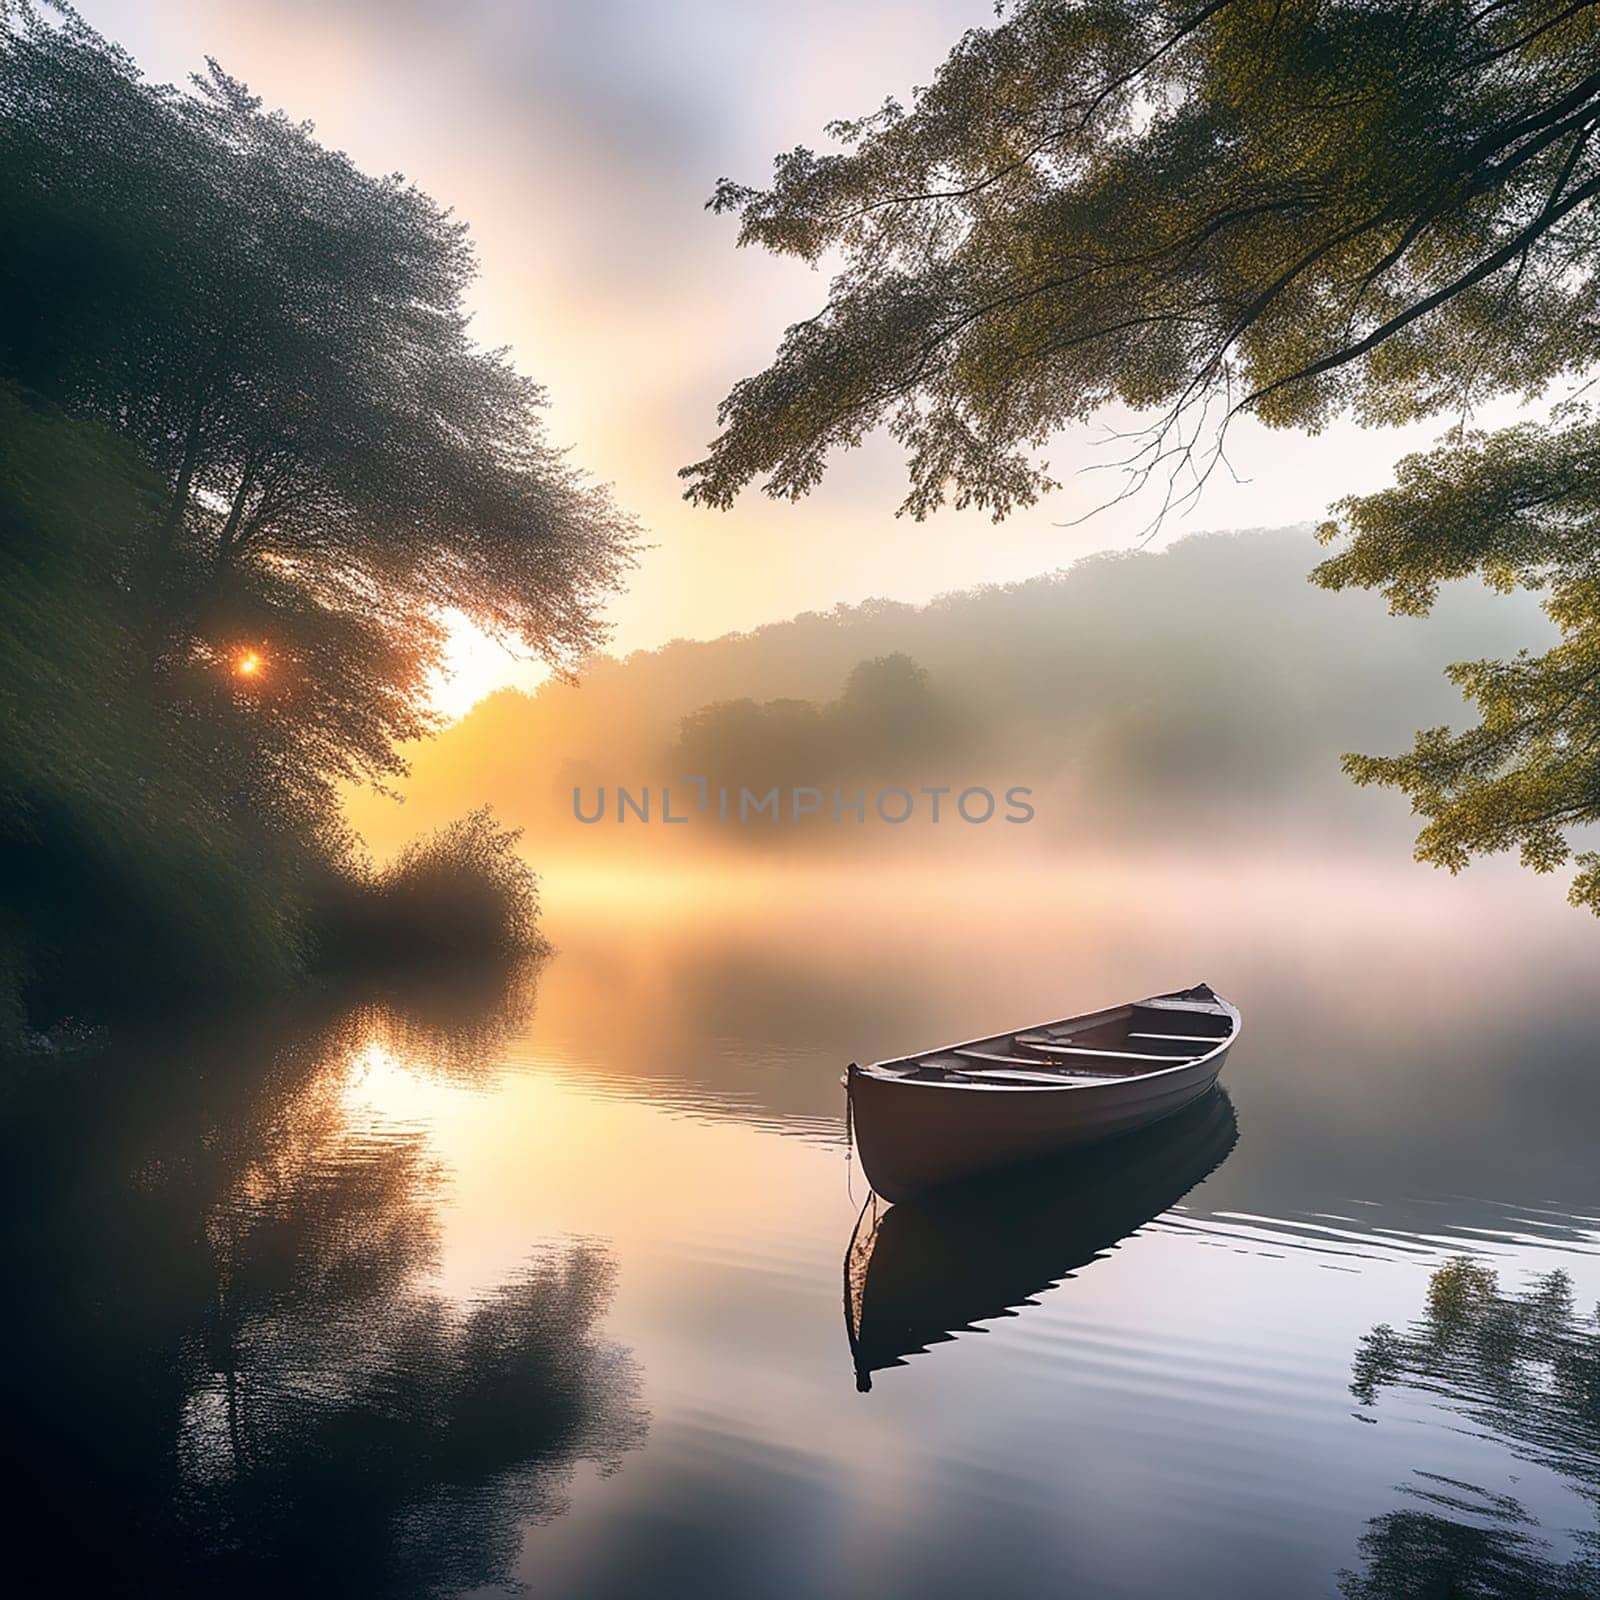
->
[1,4,633,806]
[0,5,635,1024]
[0,381,310,1026]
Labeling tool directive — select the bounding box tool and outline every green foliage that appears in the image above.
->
[0,3,632,816]
[685,0,1600,518]
[313,808,549,973]
[686,0,1600,905]
[0,6,633,1030]
[1316,413,1600,904]
[0,383,303,1033]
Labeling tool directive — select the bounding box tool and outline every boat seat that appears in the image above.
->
[1015,1030,1141,1047]
[1126,1031,1228,1045]
[1012,1041,1195,1064]
[950,1069,1108,1087]
[952,1049,1083,1070]
[1014,1032,1118,1051]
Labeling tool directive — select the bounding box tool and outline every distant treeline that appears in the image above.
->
[674,653,974,792]
[351,528,1550,857]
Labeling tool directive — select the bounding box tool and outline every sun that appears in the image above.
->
[236,650,263,677]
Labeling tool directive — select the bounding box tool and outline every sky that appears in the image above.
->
[78,0,1532,714]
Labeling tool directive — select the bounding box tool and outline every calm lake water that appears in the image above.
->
[6,853,1600,1598]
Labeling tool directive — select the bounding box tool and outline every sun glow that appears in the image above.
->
[235,650,263,677]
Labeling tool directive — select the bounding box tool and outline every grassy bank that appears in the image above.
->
[6,805,549,1051]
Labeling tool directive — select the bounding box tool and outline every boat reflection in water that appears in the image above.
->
[844,1088,1239,1391]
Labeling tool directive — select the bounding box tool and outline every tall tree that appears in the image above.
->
[684,0,1600,907]
[0,3,636,1026]
[0,3,635,827]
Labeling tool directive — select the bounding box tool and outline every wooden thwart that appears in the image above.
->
[952,1049,1077,1070]
[1126,1031,1227,1045]
[1012,1039,1194,1064]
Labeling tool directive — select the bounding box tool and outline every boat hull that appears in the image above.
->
[849,1042,1231,1203]
[845,1089,1239,1387]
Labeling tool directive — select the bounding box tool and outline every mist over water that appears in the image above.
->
[6,848,1599,1597]
[12,6,1598,1594]
[347,528,1555,865]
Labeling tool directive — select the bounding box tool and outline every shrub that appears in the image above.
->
[312,808,548,973]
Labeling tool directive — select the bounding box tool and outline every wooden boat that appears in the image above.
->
[844,1088,1238,1389]
[846,982,1239,1202]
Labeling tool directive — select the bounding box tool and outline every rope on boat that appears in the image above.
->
[844,1062,857,1206]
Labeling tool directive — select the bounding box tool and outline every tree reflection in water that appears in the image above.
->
[1,966,646,1597]
[1342,1258,1600,1600]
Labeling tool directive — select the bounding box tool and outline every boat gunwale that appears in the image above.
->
[852,987,1241,1094]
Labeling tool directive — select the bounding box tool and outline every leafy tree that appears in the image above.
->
[1319,419,1600,908]
[0,382,301,1029]
[833,652,963,771]
[0,1,634,829]
[0,4,635,1024]
[684,0,1600,906]
[678,695,830,791]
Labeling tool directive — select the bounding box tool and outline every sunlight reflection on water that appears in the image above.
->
[3,854,1599,1598]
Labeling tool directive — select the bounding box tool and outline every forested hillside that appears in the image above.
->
[350,528,1550,858]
